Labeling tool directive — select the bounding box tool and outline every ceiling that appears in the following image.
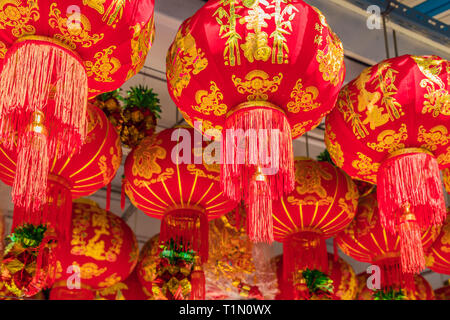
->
[400,0,450,24]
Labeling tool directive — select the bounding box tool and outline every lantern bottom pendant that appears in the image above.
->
[221,102,295,243]
[377,149,445,274]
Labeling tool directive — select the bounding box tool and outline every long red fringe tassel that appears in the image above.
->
[13,129,49,213]
[377,151,446,274]
[399,205,425,274]
[190,260,206,300]
[375,257,415,293]
[378,151,446,230]
[12,176,72,244]
[222,105,294,243]
[247,171,273,243]
[160,208,209,263]
[0,39,87,213]
[283,232,328,292]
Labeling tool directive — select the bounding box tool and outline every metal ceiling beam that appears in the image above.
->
[346,0,449,45]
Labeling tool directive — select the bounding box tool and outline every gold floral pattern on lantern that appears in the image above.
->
[232,70,283,101]
[287,79,320,113]
[71,205,124,262]
[325,123,344,167]
[291,120,313,138]
[74,262,107,279]
[367,124,408,152]
[132,136,166,180]
[294,159,333,198]
[0,40,6,58]
[192,81,228,116]
[418,125,450,151]
[412,56,449,117]
[351,152,379,183]
[84,45,121,82]
[166,20,208,100]
[437,146,450,165]
[98,273,121,288]
[339,174,360,218]
[0,0,39,38]
[316,32,344,86]
[48,3,104,49]
[126,18,155,80]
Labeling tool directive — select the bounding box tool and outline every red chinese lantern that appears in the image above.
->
[125,127,238,299]
[272,158,358,298]
[49,199,139,300]
[356,272,435,300]
[96,270,150,300]
[326,55,450,275]
[435,282,450,300]
[337,193,440,292]
[205,206,278,300]
[273,253,358,300]
[0,0,155,232]
[166,0,346,243]
[0,103,121,240]
[425,209,450,275]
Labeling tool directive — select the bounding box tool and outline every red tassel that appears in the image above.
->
[376,257,415,293]
[378,151,446,231]
[221,104,295,243]
[160,208,209,263]
[106,183,111,211]
[13,126,49,214]
[247,168,273,243]
[399,203,425,274]
[121,179,126,211]
[0,38,87,229]
[283,232,328,288]
[190,260,205,300]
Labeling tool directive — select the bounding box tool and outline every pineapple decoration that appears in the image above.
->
[94,85,162,149]
[121,85,162,149]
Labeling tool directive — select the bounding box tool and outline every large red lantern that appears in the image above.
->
[0,0,155,230]
[49,199,138,300]
[336,193,439,292]
[272,158,358,297]
[356,272,434,300]
[166,0,345,243]
[273,253,358,300]
[326,55,449,275]
[425,209,450,275]
[125,127,238,299]
[0,103,121,240]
